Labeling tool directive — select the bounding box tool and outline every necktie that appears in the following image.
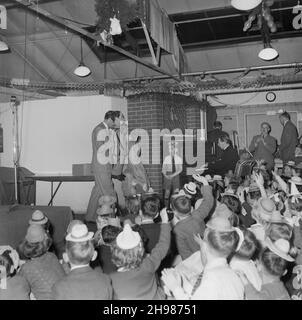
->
[171,155,176,174]
[191,271,204,296]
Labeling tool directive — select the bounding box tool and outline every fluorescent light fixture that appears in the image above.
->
[231,0,262,11]
[258,45,279,61]
[74,38,91,77]
[0,39,9,51]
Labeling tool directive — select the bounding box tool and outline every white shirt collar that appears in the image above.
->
[70,264,90,271]
[141,218,154,224]
[103,121,109,130]
[204,257,227,271]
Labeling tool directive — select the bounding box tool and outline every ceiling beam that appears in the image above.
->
[121,62,302,82]
[13,0,180,81]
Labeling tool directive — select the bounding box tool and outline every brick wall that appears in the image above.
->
[127,93,203,195]
[127,93,164,194]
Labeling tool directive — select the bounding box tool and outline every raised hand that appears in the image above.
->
[196,163,208,174]
[161,268,182,292]
[194,233,203,247]
[253,171,264,187]
[160,208,169,224]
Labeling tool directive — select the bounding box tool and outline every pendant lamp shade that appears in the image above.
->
[258,45,279,61]
[74,64,91,77]
[0,39,9,51]
[74,38,91,77]
[231,0,262,11]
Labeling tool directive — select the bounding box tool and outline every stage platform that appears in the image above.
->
[0,205,73,258]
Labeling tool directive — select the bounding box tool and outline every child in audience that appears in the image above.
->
[109,209,171,300]
[237,184,260,228]
[229,227,262,297]
[244,237,294,300]
[29,210,50,229]
[248,198,276,245]
[52,224,112,300]
[60,219,85,274]
[29,210,57,254]
[0,246,30,300]
[162,216,244,300]
[18,225,65,300]
[172,176,214,260]
[95,225,122,274]
[221,193,241,226]
[136,196,162,253]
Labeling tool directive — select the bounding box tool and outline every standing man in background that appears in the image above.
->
[162,140,183,207]
[86,111,122,222]
[207,121,229,160]
[249,122,277,171]
[279,111,299,163]
[206,133,239,177]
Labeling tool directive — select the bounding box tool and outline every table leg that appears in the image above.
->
[48,182,62,206]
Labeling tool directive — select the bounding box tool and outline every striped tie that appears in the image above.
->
[191,271,204,296]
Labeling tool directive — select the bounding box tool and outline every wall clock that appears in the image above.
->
[266,91,276,102]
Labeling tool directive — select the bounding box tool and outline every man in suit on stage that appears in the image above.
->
[207,121,229,160]
[206,133,239,177]
[86,111,123,222]
[279,111,299,163]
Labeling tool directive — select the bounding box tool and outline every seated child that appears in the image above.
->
[244,237,294,300]
[221,193,241,227]
[137,196,162,253]
[0,246,30,300]
[162,216,245,300]
[172,177,214,260]
[60,219,85,274]
[29,210,50,230]
[229,227,262,297]
[18,225,65,300]
[96,225,122,274]
[238,184,260,228]
[248,198,276,246]
[52,224,112,300]
[287,252,302,300]
[109,210,171,300]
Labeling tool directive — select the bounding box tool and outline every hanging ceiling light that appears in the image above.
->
[258,13,279,61]
[0,38,9,52]
[258,44,279,61]
[231,0,262,11]
[74,38,91,77]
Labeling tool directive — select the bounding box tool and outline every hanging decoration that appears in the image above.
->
[243,0,277,33]
[95,0,146,34]
[109,15,122,35]
[2,65,302,98]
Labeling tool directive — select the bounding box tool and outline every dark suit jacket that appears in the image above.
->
[52,266,112,300]
[91,122,112,173]
[207,129,229,159]
[207,145,239,176]
[173,185,214,260]
[280,120,299,162]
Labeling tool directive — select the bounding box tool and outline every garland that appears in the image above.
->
[2,71,302,96]
[95,0,146,33]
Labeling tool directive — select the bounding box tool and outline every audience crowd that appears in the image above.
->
[1,116,302,300]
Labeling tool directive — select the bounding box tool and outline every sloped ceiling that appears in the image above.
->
[0,0,301,101]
